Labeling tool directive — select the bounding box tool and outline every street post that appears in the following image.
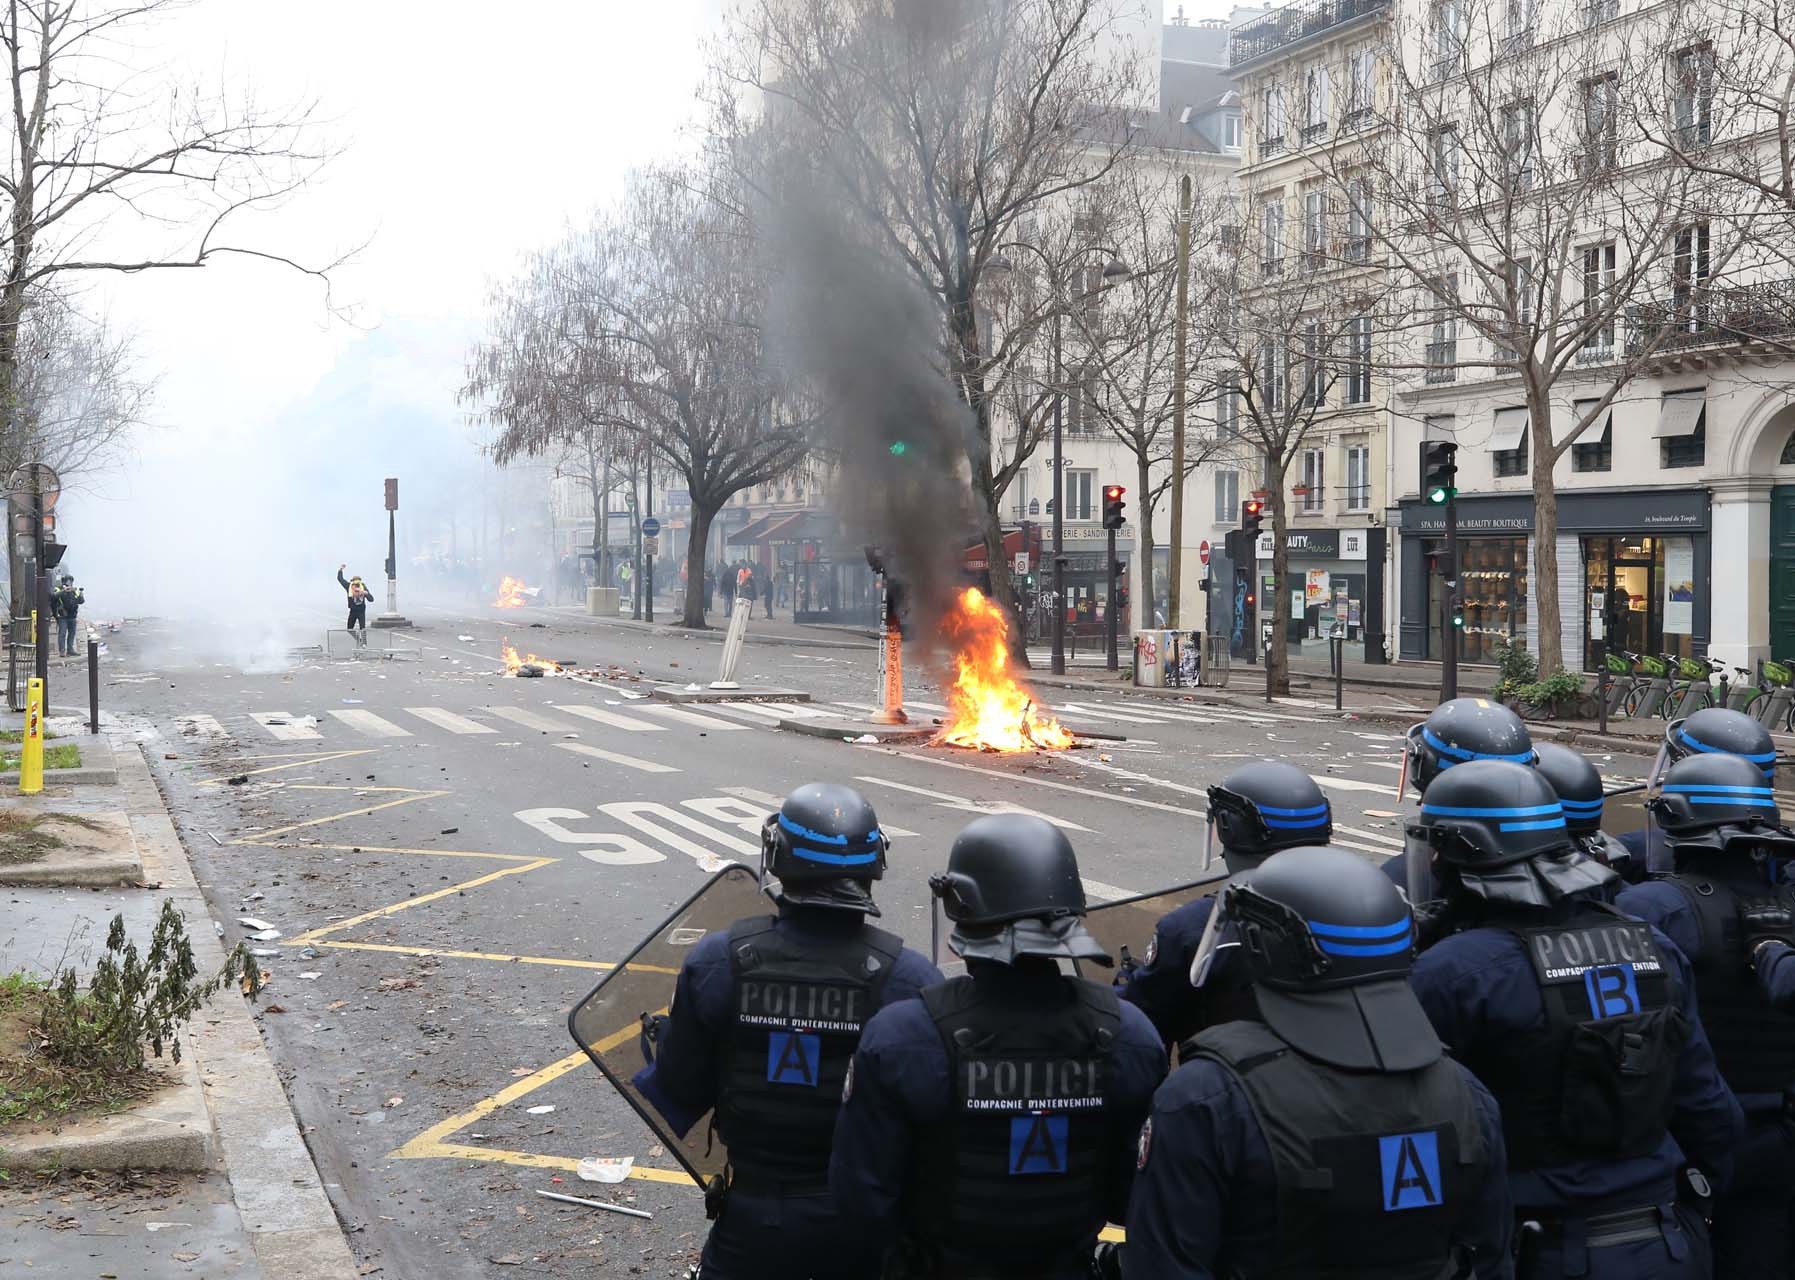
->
[20,675,42,795]
[1106,527,1119,672]
[88,633,99,734]
[1442,488,1459,702]
[1168,174,1191,629]
[644,452,655,625]
[374,477,410,629]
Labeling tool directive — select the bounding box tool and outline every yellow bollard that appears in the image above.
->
[20,677,43,794]
[28,608,35,647]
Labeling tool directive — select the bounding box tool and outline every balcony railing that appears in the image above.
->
[1425,340,1458,382]
[1626,278,1795,356]
[1230,0,1391,67]
[1343,484,1372,510]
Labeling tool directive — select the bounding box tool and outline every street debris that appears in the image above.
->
[848,734,878,744]
[238,917,274,930]
[225,775,249,786]
[577,1157,634,1184]
[249,948,282,958]
[440,827,459,835]
[297,972,323,980]
[534,1189,652,1221]
[526,1104,556,1115]
[377,976,419,991]
[247,928,281,941]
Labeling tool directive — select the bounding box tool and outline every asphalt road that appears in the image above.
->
[98,601,1659,1278]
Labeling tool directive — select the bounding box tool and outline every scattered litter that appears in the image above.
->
[328,1000,349,1010]
[1098,754,1112,763]
[297,972,323,980]
[343,698,364,704]
[510,1067,533,1077]
[243,892,265,903]
[577,1157,634,1184]
[378,976,419,991]
[299,946,320,959]
[225,775,249,786]
[238,917,274,930]
[1121,787,1137,793]
[263,1004,288,1014]
[247,928,281,941]
[527,1104,556,1115]
[534,1189,652,1221]
[384,1096,403,1108]
[164,752,178,760]
[249,948,282,958]
[145,1223,191,1233]
[213,921,224,936]
[207,832,223,846]
[849,734,878,744]
[686,683,701,691]
[440,827,459,835]
[458,635,475,642]
[1365,809,1401,819]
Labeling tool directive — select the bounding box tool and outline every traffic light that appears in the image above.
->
[1240,498,1265,538]
[1450,597,1465,629]
[1421,441,1459,505]
[1102,485,1127,529]
[888,441,909,457]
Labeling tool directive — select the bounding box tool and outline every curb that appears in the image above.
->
[652,684,814,704]
[0,811,143,888]
[777,717,935,743]
[115,740,360,1280]
[505,605,881,651]
[0,1038,213,1172]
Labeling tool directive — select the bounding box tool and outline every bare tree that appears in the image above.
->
[0,0,337,607]
[716,0,1147,628]
[1313,1,1747,675]
[7,290,151,482]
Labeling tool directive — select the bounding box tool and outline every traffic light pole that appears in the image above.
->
[1442,492,1459,702]
[645,452,655,625]
[1050,310,1066,676]
[1105,525,1119,672]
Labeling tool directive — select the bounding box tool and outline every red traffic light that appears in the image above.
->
[1104,484,1125,501]
[1243,499,1263,517]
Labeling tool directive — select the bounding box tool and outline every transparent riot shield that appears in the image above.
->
[566,864,772,1187]
[1078,876,1226,981]
[1599,781,1650,840]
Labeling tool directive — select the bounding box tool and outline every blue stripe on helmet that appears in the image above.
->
[1500,817,1569,831]
[1420,802,1563,819]
[1681,795,1777,807]
[1264,814,1332,829]
[1676,728,1778,764]
[1258,803,1330,818]
[1559,798,1604,813]
[1316,935,1414,957]
[1422,727,1534,765]
[787,846,884,866]
[778,814,883,865]
[1307,917,1412,940]
[778,813,849,845]
[1663,784,1775,795]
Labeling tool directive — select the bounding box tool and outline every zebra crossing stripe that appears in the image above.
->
[554,742,680,774]
[484,705,580,734]
[251,712,322,741]
[404,707,498,735]
[176,714,227,737]
[329,709,411,738]
[553,704,666,732]
[635,704,747,731]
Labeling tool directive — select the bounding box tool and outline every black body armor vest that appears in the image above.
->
[1195,1019,1485,1280]
[716,914,901,1181]
[910,974,1122,1277]
[1665,870,1795,1095]
[1465,905,1688,1171]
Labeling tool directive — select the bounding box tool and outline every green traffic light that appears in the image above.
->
[1427,485,1456,504]
[889,441,908,456]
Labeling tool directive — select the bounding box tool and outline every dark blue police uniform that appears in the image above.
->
[1411,919,1742,1278]
[1124,1049,1512,1278]
[830,965,1167,1278]
[635,906,942,1280]
[1117,898,1253,1050]
[1753,940,1795,1009]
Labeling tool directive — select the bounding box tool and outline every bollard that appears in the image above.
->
[88,634,99,734]
[1597,641,1610,736]
[20,676,43,794]
[1332,633,1344,712]
[710,591,752,689]
[870,617,908,725]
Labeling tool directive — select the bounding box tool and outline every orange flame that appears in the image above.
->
[501,643,561,676]
[937,587,1075,752]
[494,576,527,608]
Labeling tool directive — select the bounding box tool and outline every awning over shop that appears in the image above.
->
[1656,391,1706,438]
[1572,398,1612,438]
[725,513,784,546]
[1489,406,1528,452]
[963,527,1045,572]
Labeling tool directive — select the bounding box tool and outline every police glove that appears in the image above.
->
[1090,1241,1123,1280]
[639,1012,669,1064]
[1740,897,1795,963]
[1413,902,1453,952]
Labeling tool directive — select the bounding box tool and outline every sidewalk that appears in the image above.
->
[0,719,355,1279]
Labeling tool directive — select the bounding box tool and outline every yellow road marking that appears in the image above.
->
[233,840,541,863]
[310,940,678,975]
[197,749,374,784]
[292,858,557,943]
[234,789,449,843]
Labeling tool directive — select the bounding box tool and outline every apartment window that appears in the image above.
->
[1498,256,1534,360]
[1068,363,1101,433]
[1347,47,1376,124]
[1065,469,1096,520]
[1302,188,1328,268]
[1304,63,1330,140]
[1215,377,1240,436]
[1582,72,1619,174]
[1344,314,1372,403]
[1432,0,1465,79]
[1662,425,1706,468]
[1222,111,1242,151]
[1427,276,1459,383]
[1659,391,1707,468]
[1261,340,1285,412]
[1345,176,1373,261]
[1261,199,1285,274]
[1673,222,1711,330]
[1301,318,1327,407]
[1503,0,1534,49]
[1300,448,1326,512]
[1261,85,1286,152]
[1673,45,1714,147]
[1345,443,1371,510]
[1582,242,1617,353]
[1502,101,1536,192]
[1585,0,1619,26]
[1572,400,1613,472]
[1492,408,1530,477]
[1214,469,1240,523]
[1431,125,1460,204]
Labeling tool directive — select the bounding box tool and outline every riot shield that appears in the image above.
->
[1077,877,1226,980]
[567,864,772,1186]
[1599,781,1650,839]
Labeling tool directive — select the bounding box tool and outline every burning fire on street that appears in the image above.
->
[493,576,529,608]
[501,643,561,678]
[935,587,1075,752]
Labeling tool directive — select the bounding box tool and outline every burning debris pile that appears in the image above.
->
[936,588,1075,752]
[493,576,534,608]
[501,644,562,678]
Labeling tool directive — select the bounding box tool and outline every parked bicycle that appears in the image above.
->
[1740,659,1795,731]
[1617,652,1676,719]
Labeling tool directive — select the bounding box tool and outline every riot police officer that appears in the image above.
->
[1119,760,1331,1048]
[1616,752,1795,1279]
[1403,696,1537,797]
[1619,707,1779,869]
[1534,742,1640,885]
[1125,845,1513,1278]
[830,815,1167,1279]
[632,783,943,1280]
[1407,759,1742,1278]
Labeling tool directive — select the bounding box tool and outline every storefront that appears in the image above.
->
[1397,489,1710,667]
[1256,527,1374,655]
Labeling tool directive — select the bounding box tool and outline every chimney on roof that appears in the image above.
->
[1171,3,1189,24]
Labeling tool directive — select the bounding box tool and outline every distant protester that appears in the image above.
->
[337,564,373,646]
[51,575,83,656]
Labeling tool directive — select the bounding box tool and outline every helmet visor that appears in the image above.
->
[1399,723,1422,798]
[1404,826,1443,911]
[1201,813,1219,871]
[1648,742,1674,793]
[1188,888,1234,988]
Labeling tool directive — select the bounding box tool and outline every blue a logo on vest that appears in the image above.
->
[1378,1131,1443,1212]
[1583,963,1640,1020]
[766,1031,821,1086]
[1009,1113,1070,1175]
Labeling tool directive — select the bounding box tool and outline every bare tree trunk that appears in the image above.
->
[1136,451,1155,630]
[684,501,715,628]
[1267,461,1291,696]
[1530,388,1564,676]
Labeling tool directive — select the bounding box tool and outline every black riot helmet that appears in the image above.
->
[1409,760,1613,908]
[1193,846,1440,1071]
[1648,752,1781,837]
[1532,743,1605,837]
[930,814,1109,966]
[1402,697,1536,796]
[1203,761,1332,875]
[1656,707,1778,785]
[760,782,888,915]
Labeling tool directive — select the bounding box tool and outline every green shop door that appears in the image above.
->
[1773,487,1795,661]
